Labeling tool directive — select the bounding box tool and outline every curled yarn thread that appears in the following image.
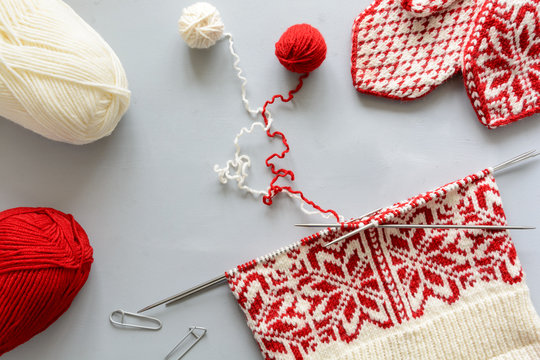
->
[178,2,224,49]
[176,4,275,204]
[213,21,339,221]
[274,24,327,73]
[0,0,130,145]
[190,6,339,219]
[260,74,341,222]
[260,24,339,221]
[0,207,93,356]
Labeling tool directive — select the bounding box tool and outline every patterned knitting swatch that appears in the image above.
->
[351,0,475,99]
[227,170,540,359]
[463,0,540,128]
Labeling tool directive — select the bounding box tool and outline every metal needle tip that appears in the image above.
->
[137,275,227,313]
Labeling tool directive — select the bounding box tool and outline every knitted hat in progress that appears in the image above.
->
[351,0,540,128]
[227,169,540,359]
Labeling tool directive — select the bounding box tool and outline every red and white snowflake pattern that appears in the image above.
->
[352,0,539,127]
[464,0,540,128]
[227,170,523,360]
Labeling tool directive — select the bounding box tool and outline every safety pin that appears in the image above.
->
[137,150,539,313]
[165,326,207,360]
[109,309,162,331]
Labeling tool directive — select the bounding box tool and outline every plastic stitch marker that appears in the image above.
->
[109,309,162,331]
[165,326,207,360]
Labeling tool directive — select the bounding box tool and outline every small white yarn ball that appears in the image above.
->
[0,0,130,145]
[178,2,224,49]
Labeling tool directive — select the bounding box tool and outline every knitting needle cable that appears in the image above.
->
[138,150,539,313]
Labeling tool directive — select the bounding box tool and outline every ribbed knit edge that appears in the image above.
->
[310,283,540,360]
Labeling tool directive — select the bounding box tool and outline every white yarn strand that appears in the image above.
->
[213,31,269,197]
[225,33,262,117]
[0,0,130,145]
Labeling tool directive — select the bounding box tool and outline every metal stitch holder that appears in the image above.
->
[137,150,539,314]
[109,309,162,331]
[165,327,207,360]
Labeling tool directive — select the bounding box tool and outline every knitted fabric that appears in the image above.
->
[351,0,475,99]
[351,0,540,128]
[226,170,540,360]
[463,0,540,128]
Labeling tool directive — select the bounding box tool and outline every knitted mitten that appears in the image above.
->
[351,0,476,99]
[463,0,540,128]
[351,0,540,128]
[227,170,540,360]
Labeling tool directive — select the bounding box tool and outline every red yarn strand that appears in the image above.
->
[260,74,340,222]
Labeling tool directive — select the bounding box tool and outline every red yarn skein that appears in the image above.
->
[275,23,327,73]
[0,207,93,356]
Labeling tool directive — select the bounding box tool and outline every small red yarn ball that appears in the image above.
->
[0,207,93,356]
[275,23,327,73]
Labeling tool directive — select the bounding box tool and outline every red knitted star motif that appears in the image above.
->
[464,0,540,128]
[227,170,527,360]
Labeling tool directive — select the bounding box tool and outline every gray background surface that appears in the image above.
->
[2,0,540,359]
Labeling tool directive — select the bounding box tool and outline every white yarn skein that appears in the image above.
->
[0,0,130,145]
[178,2,224,49]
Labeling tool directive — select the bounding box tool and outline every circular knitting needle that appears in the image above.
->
[137,223,535,312]
[322,150,539,247]
[136,151,539,314]
[137,275,227,313]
